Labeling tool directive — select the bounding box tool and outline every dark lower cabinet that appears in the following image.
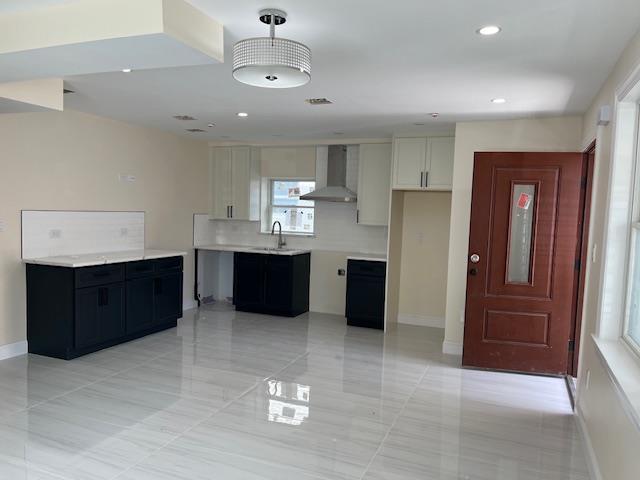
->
[346,260,386,330]
[75,284,125,349]
[234,252,310,317]
[27,256,183,360]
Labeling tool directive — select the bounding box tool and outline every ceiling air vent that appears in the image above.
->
[173,115,197,121]
[63,89,75,94]
[305,98,333,105]
[186,128,206,133]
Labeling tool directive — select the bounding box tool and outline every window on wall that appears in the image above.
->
[269,180,316,234]
[624,130,640,350]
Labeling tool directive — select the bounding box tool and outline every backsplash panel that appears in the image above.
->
[194,201,388,254]
[22,210,145,259]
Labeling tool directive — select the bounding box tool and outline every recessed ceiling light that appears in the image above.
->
[431,113,440,118]
[122,68,132,73]
[237,112,249,117]
[477,25,501,36]
[491,98,507,104]
[306,98,333,105]
[173,115,197,121]
[207,123,215,128]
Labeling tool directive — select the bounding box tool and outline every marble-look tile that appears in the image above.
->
[0,305,590,480]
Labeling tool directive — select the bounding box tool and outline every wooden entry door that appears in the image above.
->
[462,152,584,375]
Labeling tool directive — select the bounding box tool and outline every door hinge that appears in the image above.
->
[568,339,575,352]
[574,258,581,271]
[581,176,588,189]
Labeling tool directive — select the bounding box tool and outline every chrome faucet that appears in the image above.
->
[271,221,287,249]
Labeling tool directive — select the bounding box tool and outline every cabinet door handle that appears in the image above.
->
[420,171,424,188]
[98,287,108,306]
[230,205,233,219]
[227,206,230,218]
[424,171,429,188]
[154,278,163,295]
[356,209,359,224]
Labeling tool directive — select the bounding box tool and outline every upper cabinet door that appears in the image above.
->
[392,137,427,190]
[230,147,261,221]
[210,147,233,219]
[426,137,455,190]
[357,143,392,226]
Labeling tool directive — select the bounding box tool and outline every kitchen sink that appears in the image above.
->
[251,247,294,252]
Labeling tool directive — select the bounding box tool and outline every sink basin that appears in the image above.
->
[251,247,293,253]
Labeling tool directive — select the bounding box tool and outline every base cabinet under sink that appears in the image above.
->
[233,252,310,317]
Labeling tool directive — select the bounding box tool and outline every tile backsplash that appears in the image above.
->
[194,201,388,254]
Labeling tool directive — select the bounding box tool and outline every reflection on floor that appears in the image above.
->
[0,304,590,479]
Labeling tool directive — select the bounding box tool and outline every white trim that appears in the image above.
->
[592,335,640,431]
[442,340,463,356]
[398,313,445,328]
[183,299,197,311]
[575,404,604,480]
[0,341,28,361]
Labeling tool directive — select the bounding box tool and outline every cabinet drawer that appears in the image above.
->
[155,256,183,273]
[126,260,155,279]
[75,264,124,288]
[347,260,386,278]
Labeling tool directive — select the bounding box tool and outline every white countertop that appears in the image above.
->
[23,249,187,268]
[195,243,311,256]
[347,254,387,263]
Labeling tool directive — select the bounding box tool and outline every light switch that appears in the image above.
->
[120,227,129,237]
[49,229,62,239]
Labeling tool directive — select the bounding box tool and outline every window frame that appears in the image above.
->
[267,178,316,235]
[622,107,640,355]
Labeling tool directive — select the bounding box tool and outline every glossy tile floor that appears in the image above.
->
[0,305,590,480]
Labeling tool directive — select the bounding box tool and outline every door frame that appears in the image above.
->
[568,141,596,377]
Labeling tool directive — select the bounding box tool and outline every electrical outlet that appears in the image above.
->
[0,219,4,232]
[120,227,129,237]
[337,269,346,276]
[49,229,62,239]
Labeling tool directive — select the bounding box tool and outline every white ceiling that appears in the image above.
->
[3,0,640,142]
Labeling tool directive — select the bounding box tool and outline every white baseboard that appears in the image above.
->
[398,313,445,328]
[575,404,603,480]
[442,340,463,356]
[183,299,197,311]
[0,341,28,361]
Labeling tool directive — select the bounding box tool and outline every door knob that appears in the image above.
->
[470,254,480,264]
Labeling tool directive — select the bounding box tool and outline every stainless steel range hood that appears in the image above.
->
[300,145,357,203]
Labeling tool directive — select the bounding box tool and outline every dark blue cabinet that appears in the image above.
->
[234,252,310,317]
[346,260,386,330]
[26,256,183,359]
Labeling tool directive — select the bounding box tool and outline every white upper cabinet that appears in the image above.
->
[357,143,392,226]
[426,137,455,190]
[392,137,427,189]
[210,146,260,221]
[392,136,454,191]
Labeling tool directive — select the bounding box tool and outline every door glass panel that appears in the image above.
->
[508,184,536,283]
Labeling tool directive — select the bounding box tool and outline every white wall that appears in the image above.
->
[0,109,209,349]
[444,116,584,350]
[575,27,640,480]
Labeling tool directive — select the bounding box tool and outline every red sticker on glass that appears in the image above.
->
[517,193,532,210]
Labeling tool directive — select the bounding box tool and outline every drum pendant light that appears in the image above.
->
[232,9,311,88]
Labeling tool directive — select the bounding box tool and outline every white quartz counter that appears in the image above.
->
[196,244,311,256]
[23,249,187,268]
[346,254,387,263]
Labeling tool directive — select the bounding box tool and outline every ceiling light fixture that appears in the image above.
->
[477,25,501,36]
[237,112,249,118]
[233,9,311,89]
[207,123,215,128]
[122,68,132,73]
[491,98,507,104]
